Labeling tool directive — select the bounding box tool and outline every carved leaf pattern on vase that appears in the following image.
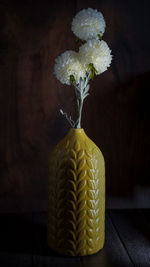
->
[47,129,105,256]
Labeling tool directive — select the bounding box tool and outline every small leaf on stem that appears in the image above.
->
[87,63,98,80]
[98,33,102,40]
[75,37,82,43]
[70,75,76,85]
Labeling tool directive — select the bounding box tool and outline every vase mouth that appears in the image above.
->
[70,127,84,130]
[73,128,83,130]
[69,128,85,133]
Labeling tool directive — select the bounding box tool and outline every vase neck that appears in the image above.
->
[68,128,85,136]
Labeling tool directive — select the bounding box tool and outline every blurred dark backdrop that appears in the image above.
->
[0,0,150,212]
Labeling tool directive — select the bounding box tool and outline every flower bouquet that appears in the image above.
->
[54,8,112,128]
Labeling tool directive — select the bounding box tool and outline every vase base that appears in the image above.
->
[47,240,104,257]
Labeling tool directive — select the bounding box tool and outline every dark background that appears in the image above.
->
[0,0,150,212]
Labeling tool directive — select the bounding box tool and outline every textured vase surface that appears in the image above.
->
[47,128,105,256]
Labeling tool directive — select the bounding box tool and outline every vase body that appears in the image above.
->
[47,128,105,256]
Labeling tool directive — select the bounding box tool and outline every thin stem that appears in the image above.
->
[60,109,75,128]
[74,73,91,128]
[75,98,83,128]
[60,73,91,128]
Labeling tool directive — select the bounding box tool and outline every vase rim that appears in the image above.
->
[69,128,85,133]
[70,128,84,130]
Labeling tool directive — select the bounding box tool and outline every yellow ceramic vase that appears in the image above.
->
[47,128,105,256]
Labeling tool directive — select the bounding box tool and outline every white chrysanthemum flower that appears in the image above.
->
[54,50,86,85]
[79,39,112,75]
[72,8,106,41]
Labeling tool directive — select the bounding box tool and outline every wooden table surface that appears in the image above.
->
[0,209,150,267]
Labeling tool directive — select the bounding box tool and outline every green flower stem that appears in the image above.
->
[60,71,91,128]
[75,97,83,129]
[60,109,76,128]
[74,71,91,128]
